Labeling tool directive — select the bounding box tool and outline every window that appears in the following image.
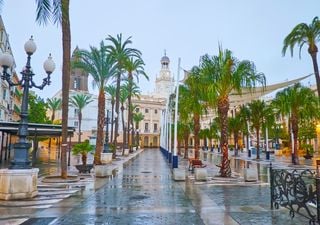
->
[154,123,158,132]
[154,109,158,114]
[145,123,149,132]
[74,108,79,117]
[136,108,139,112]
[145,108,149,113]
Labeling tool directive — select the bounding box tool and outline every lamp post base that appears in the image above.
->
[9,142,32,169]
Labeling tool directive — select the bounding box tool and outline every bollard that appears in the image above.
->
[266,151,270,160]
[248,149,251,158]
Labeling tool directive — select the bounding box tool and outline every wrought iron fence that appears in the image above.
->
[270,164,320,225]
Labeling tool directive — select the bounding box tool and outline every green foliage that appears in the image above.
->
[28,93,50,124]
[72,140,94,155]
[301,143,314,155]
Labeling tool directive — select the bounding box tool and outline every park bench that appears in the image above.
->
[188,158,206,172]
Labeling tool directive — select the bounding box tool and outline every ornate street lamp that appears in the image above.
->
[103,110,110,153]
[0,36,55,169]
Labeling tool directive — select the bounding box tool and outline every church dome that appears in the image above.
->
[161,55,170,64]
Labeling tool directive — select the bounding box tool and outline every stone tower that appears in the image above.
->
[69,47,89,92]
[154,52,174,98]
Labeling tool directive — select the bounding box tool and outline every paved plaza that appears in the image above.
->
[0,149,313,225]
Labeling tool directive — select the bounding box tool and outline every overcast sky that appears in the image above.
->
[1,0,319,98]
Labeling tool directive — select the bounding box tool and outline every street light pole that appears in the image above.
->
[0,36,55,169]
[103,110,110,153]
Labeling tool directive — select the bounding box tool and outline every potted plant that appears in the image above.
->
[72,139,94,173]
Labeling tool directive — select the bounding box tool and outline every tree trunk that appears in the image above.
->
[193,114,200,159]
[110,101,114,142]
[121,105,125,154]
[184,135,189,159]
[309,50,320,99]
[78,111,82,143]
[256,126,260,159]
[113,73,121,148]
[218,97,230,177]
[127,74,133,152]
[60,0,71,179]
[292,114,299,165]
[94,88,105,165]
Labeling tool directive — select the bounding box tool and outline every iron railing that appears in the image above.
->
[270,164,320,225]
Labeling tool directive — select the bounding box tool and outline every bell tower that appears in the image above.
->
[154,51,174,98]
[70,47,89,92]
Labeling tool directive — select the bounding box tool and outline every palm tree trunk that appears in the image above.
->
[121,105,125,153]
[60,0,71,179]
[310,52,320,99]
[184,135,189,159]
[127,75,133,152]
[113,73,121,147]
[111,102,114,142]
[94,89,105,165]
[292,114,299,165]
[218,97,230,177]
[256,127,260,159]
[78,112,82,143]
[193,114,200,159]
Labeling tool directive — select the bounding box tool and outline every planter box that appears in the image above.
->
[173,168,186,181]
[94,165,113,177]
[194,168,207,181]
[124,149,129,156]
[75,164,94,173]
[244,168,258,182]
[0,168,39,200]
[101,153,113,164]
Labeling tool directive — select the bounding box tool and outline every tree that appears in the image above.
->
[248,100,267,160]
[72,41,116,165]
[179,66,207,159]
[29,93,50,124]
[228,114,242,156]
[200,47,266,177]
[47,97,61,147]
[283,16,320,98]
[272,83,319,164]
[119,84,129,152]
[106,34,141,149]
[123,57,148,151]
[132,112,144,147]
[105,85,116,142]
[69,93,93,143]
[36,0,71,178]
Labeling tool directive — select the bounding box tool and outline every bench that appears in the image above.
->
[189,159,206,172]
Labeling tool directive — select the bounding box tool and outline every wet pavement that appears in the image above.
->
[0,148,313,225]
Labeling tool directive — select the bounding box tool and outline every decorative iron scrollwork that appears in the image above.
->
[270,166,319,225]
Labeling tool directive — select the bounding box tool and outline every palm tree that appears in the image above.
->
[248,100,267,160]
[228,114,242,156]
[239,105,251,152]
[180,67,207,159]
[72,41,116,165]
[200,47,266,177]
[106,34,141,148]
[272,83,319,164]
[47,97,61,147]
[123,57,148,151]
[132,112,144,147]
[119,84,129,152]
[283,17,320,98]
[36,0,71,179]
[69,93,93,143]
[105,85,116,142]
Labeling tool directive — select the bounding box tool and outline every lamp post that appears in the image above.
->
[0,36,55,169]
[103,110,110,153]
